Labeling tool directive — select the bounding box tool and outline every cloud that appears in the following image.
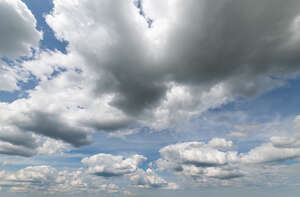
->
[129,168,178,189]
[241,142,300,164]
[13,110,92,147]
[226,132,248,139]
[82,153,178,190]
[37,138,71,156]
[271,135,300,148]
[0,126,38,149]
[3,0,300,157]
[144,0,300,88]
[38,0,300,133]
[0,60,32,92]
[0,165,116,194]
[82,153,147,177]
[0,0,41,58]
[158,139,238,168]
[156,133,300,186]
[156,139,243,183]
[0,64,20,92]
[0,141,36,157]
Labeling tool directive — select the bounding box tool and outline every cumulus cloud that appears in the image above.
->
[0,0,41,58]
[129,168,178,189]
[156,139,243,183]
[0,64,20,92]
[241,141,300,164]
[82,153,147,177]
[0,165,117,194]
[0,60,32,92]
[158,139,238,168]
[156,134,300,186]
[82,153,178,190]
[37,138,70,156]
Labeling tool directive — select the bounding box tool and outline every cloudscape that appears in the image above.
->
[1,0,300,196]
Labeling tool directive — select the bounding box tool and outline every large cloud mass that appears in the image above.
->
[43,0,300,130]
[2,0,300,155]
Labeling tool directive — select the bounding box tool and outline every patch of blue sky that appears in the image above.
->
[0,66,68,103]
[21,0,68,53]
[1,1,68,103]
[134,0,153,28]
[0,74,39,103]
[213,77,300,121]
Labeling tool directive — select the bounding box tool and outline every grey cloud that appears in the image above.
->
[271,136,300,149]
[85,118,135,132]
[0,0,41,58]
[0,128,38,149]
[0,142,36,157]
[13,111,91,147]
[163,0,300,86]
[46,0,300,123]
[46,0,169,117]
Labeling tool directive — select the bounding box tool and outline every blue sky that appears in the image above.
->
[1,0,300,196]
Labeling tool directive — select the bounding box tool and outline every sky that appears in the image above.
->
[1,0,300,196]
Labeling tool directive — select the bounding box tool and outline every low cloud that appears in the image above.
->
[82,153,147,177]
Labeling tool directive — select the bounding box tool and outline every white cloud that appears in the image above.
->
[0,165,120,194]
[158,139,238,168]
[156,133,300,186]
[0,62,31,92]
[0,64,20,92]
[0,0,41,59]
[129,168,178,189]
[37,138,71,156]
[156,139,243,184]
[241,142,300,164]
[82,153,147,177]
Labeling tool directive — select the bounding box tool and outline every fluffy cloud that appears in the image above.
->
[82,153,178,190]
[158,139,238,168]
[129,168,178,189]
[157,134,300,185]
[37,138,70,156]
[0,64,20,92]
[82,153,147,177]
[0,0,41,58]
[156,139,243,183]
[241,140,300,164]
[0,165,118,194]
